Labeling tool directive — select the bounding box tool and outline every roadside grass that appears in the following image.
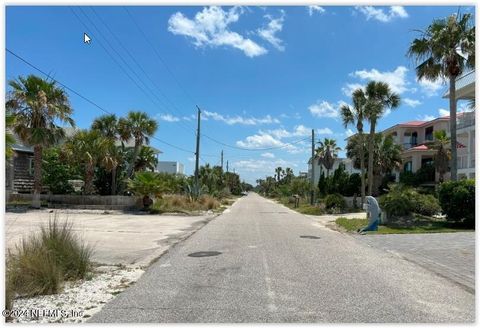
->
[277,197,325,215]
[7,216,93,300]
[335,217,474,234]
[150,194,230,214]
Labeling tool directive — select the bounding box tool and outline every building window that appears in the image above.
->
[404,161,412,173]
[425,126,433,141]
[28,158,34,176]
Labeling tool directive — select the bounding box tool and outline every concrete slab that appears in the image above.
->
[5,209,218,267]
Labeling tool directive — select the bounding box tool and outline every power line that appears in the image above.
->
[123,7,292,153]
[90,7,196,133]
[6,48,194,154]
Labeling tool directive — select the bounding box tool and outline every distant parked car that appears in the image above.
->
[241,191,248,196]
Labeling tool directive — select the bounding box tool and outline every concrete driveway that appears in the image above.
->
[5,209,217,267]
[354,232,475,293]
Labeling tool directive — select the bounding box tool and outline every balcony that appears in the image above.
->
[403,142,418,149]
[457,113,475,130]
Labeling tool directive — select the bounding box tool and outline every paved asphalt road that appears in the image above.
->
[91,193,474,323]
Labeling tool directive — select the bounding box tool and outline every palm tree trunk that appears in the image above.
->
[367,122,375,196]
[111,166,117,195]
[32,144,43,208]
[84,164,95,194]
[359,132,366,204]
[449,75,457,181]
[128,142,141,178]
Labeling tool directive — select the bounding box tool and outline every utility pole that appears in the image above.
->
[310,129,315,205]
[194,105,201,197]
[226,160,229,173]
[221,150,224,171]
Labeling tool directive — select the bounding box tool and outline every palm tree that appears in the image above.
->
[428,130,451,182]
[284,167,294,183]
[340,88,367,203]
[317,138,341,177]
[62,130,113,194]
[6,75,74,208]
[364,81,400,195]
[134,146,158,172]
[92,114,121,195]
[6,109,16,160]
[275,167,283,182]
[377,134,402,176]
[407,13,475,181]
[118,111,158,178]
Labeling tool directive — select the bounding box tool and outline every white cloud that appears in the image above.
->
[234,158,298,173]
[308,100,346,118]
[261,152,275,158]
[345,128,355,137]
[438,108,449,117]
[341,83,364,97]
[203,110,280,125]
[235,132,303,154]
[317,127,333,135]
[355,6,408,23]
[418,77,444,97]
[418,114,435,121]
[350,66,409,94]
[404,98,422,108]
[437,103,473,118]
[157,114,180,122]
[257,13,285,51]
[307,5,325,16]
[168,6,267,57]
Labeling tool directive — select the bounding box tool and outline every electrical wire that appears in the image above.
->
[6,48,195,154]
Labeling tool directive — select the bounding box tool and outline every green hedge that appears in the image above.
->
[379,184,441,218]
[438,179,475,228]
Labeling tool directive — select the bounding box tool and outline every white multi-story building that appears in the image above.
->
[156,161,185,175]
[382,70,475,181]
[307,157,360,185]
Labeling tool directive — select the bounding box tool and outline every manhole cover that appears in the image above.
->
[300,235,321,239]
[188,251,222,257]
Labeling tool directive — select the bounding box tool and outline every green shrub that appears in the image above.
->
[438,179,475,228]
[324,193,346,211]
[379,184,441,219]
[7,217,93,297]
[379,185,414,218]
[413,193,441,217]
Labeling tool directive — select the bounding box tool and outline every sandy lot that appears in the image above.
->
[5,209,218,267]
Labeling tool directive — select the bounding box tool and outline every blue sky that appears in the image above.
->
[6,5,474,184]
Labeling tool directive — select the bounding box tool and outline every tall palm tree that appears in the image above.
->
[408,13,475,181]
[63,130,113,194]
[92,114,121,195]
[275,167,283,182]
[6,75,74,208]
[428,130,451,182]
[317,138,341,177]
[364,81,400,195]
[340,88,367,203]
[118,111,158,178]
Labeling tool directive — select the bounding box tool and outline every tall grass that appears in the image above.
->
[7,216,93,298]
[150,194,221,214]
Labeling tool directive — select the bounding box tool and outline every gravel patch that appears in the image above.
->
[10,265,144,323]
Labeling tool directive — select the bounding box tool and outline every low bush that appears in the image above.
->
[438,179,475,228]
[150,194,221,214]
[7,217,92,298]
[324,193,346,212]
[379,184,441,219]
[413,193,441,217]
